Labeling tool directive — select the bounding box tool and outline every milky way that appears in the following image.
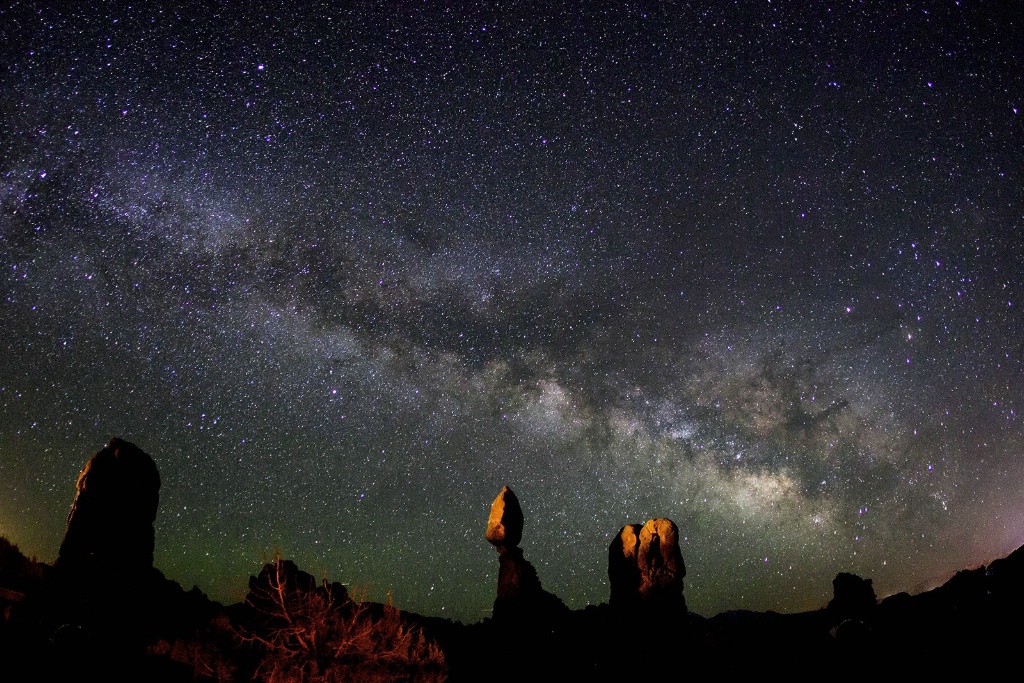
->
[1,2,1022,621]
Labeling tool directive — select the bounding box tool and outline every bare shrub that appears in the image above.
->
[147,613,238,682]
[238,558,447,683]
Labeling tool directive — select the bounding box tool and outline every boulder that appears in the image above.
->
[486,486,523,550]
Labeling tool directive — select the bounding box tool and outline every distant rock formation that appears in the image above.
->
[827,572,876,622]
[609,518,686,610]
[985,544,1024,606]
[0,537,46,622]
[485,486,566,621]
[246,557,349,616]
[56,437,161,576]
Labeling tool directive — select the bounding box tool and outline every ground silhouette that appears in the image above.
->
[2,439,1024,680]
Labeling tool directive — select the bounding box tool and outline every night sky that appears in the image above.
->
[1,1,1022,623]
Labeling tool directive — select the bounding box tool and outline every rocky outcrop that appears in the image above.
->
[56,437,161,575]
[484,486,566,622]
[608,524,642,606]
[245,557,348,621]
[42,439,174,678]
[827,572,876,622]
[609,518,686,610]
[638,518,685,603]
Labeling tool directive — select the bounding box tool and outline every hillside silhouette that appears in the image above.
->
[2,438,1023,680]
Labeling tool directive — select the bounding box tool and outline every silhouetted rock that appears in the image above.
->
[38,439,223,681]
[987,544,1024,606]
[827,572,875,622]
[609,518,686,609]
[13,435,1024,678]
[246,557,348,618]
[486,485,523,550]
[943,566,987,602]
[495,547,539,602]
[0,536,45,598]
[56,437,161,575]
[492,546,567,621]
[608,524,642,607]
[0,537,47,629]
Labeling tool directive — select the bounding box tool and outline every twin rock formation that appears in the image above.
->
[486,485,687,616]
[608,517,686,610]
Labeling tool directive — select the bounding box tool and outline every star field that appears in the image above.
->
[1,2,1022,622]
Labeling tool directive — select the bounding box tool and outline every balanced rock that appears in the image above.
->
[56,437,161,574]
[609,517,686,608]
[486,485,523,550]
[484,486,567,622]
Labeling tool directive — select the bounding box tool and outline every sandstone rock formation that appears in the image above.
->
[56,437,161,575]
[828,572,876,622]
[484,486,566,621]
[495,547,544,604]
[486,485,523,549]
[609,517,686,609]
[43,438,166,673]
[608,523,642,606]
[638,518,685,602]
[246,557,348,618]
